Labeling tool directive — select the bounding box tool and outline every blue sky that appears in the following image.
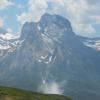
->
[0,0,100,37]
[0,0,28,33]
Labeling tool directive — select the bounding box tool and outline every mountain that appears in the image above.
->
[0,13,100,100]
[0,85,71,100]
[79,36,100,51]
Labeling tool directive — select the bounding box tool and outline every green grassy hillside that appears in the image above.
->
[0,86,71,100]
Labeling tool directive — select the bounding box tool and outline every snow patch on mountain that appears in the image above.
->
[0,33,19,40]
[0,33,21,52]
[84,39,100,51]
[37,24,41,30]
[0,44,10,50]
[39,81,63,95]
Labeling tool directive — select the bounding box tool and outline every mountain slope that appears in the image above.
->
[0,86,71,100]
[0,13,100,100]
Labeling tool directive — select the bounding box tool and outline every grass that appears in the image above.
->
[0,86,71,100]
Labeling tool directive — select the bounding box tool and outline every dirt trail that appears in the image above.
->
[5,96,13,100]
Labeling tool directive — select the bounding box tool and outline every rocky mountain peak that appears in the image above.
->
[21,22,37,40]
[40,13,72,30]
[20,13,75,45]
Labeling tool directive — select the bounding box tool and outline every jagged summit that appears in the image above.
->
[21,22,36,39]
[40,13,72,30]
[20,13,74,44]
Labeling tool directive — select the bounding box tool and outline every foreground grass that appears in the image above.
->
[0,86,71,100]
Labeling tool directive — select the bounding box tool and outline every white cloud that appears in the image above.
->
[0,17,4,28]
[17,12,32,24]
[48,0,100,35]
[55,0,99,35]
[75,23,96,34]
[0,0,14,10]
[17,0,48,24]
[17,0,100,36]
[7,28,13,33]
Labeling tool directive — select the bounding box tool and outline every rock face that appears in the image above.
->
[0,13,100,100]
